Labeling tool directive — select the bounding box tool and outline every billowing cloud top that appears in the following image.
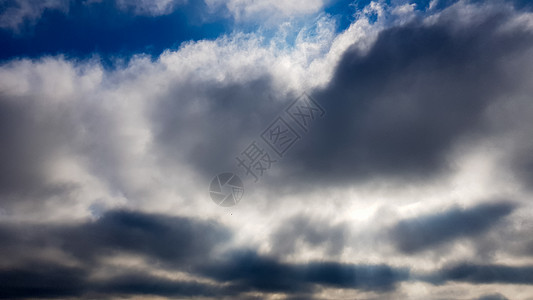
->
[1,0,533,299]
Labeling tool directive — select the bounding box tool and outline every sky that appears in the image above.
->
[1,0,533,299]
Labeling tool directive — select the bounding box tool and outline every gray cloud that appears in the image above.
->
[0,262,88,299]
[476,294,510,300]
[61,210,231,266]
[3,1,533,208]
[0,261,235,299]
[1,1,533,299]
[270,214,347,257]
[389,201,516,254]
[151,75,282,180]
[90,272,230,298]
[0,94,80,205]
[427,262,533,285]
[0,210,237,298]
[512,149,533,192]
[0,210,231,268]
[0,252,410,299]
[0,210,411,298]
[197,250,410,294]
[109,0,533,198]
[270,5,533,187]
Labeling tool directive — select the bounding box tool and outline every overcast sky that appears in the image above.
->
[1,0,533,299]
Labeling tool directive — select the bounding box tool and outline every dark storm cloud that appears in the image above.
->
[0,209,231,267]
[91,272,229,298]
[476,294,510,300]
[389,201,516,253]
[62,210,232,266]
[0,262,88,299]
[0,210,410,298]
[0,252,410,299]
[1,207,528,298]
[270,215,347,256]
[0,210,235,298]
[198,250,409,293]
[270,5,533,186]
[427,262,533,285]
[0,261,232,299]
[197,251,310,293]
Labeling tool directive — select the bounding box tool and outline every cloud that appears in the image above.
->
[429,263,533,285]
[0,210,238,298]
[198,250,410,293]
[115,0,187,16]
[0,0,330,32]
[0,262,88,299]
[91,272,229,298]
[1,1,533,299]
[0,210,231,268]
[62,210,232,266]
[476,294,510,300]
[0,255,410,299]
[275,1,533,187]
[0,210,410,298]
[204,0,330,23]
[0,0,70,31]
[0,89,79,201]
[269,214,347,256]
[0,261,234,299]
[0,12,355,219]
[389,201,516,254]
[0,0,189,31]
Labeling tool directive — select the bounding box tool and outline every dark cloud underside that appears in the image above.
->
[390,201,516,253]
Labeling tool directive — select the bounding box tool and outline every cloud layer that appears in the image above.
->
[1,0,533,299]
